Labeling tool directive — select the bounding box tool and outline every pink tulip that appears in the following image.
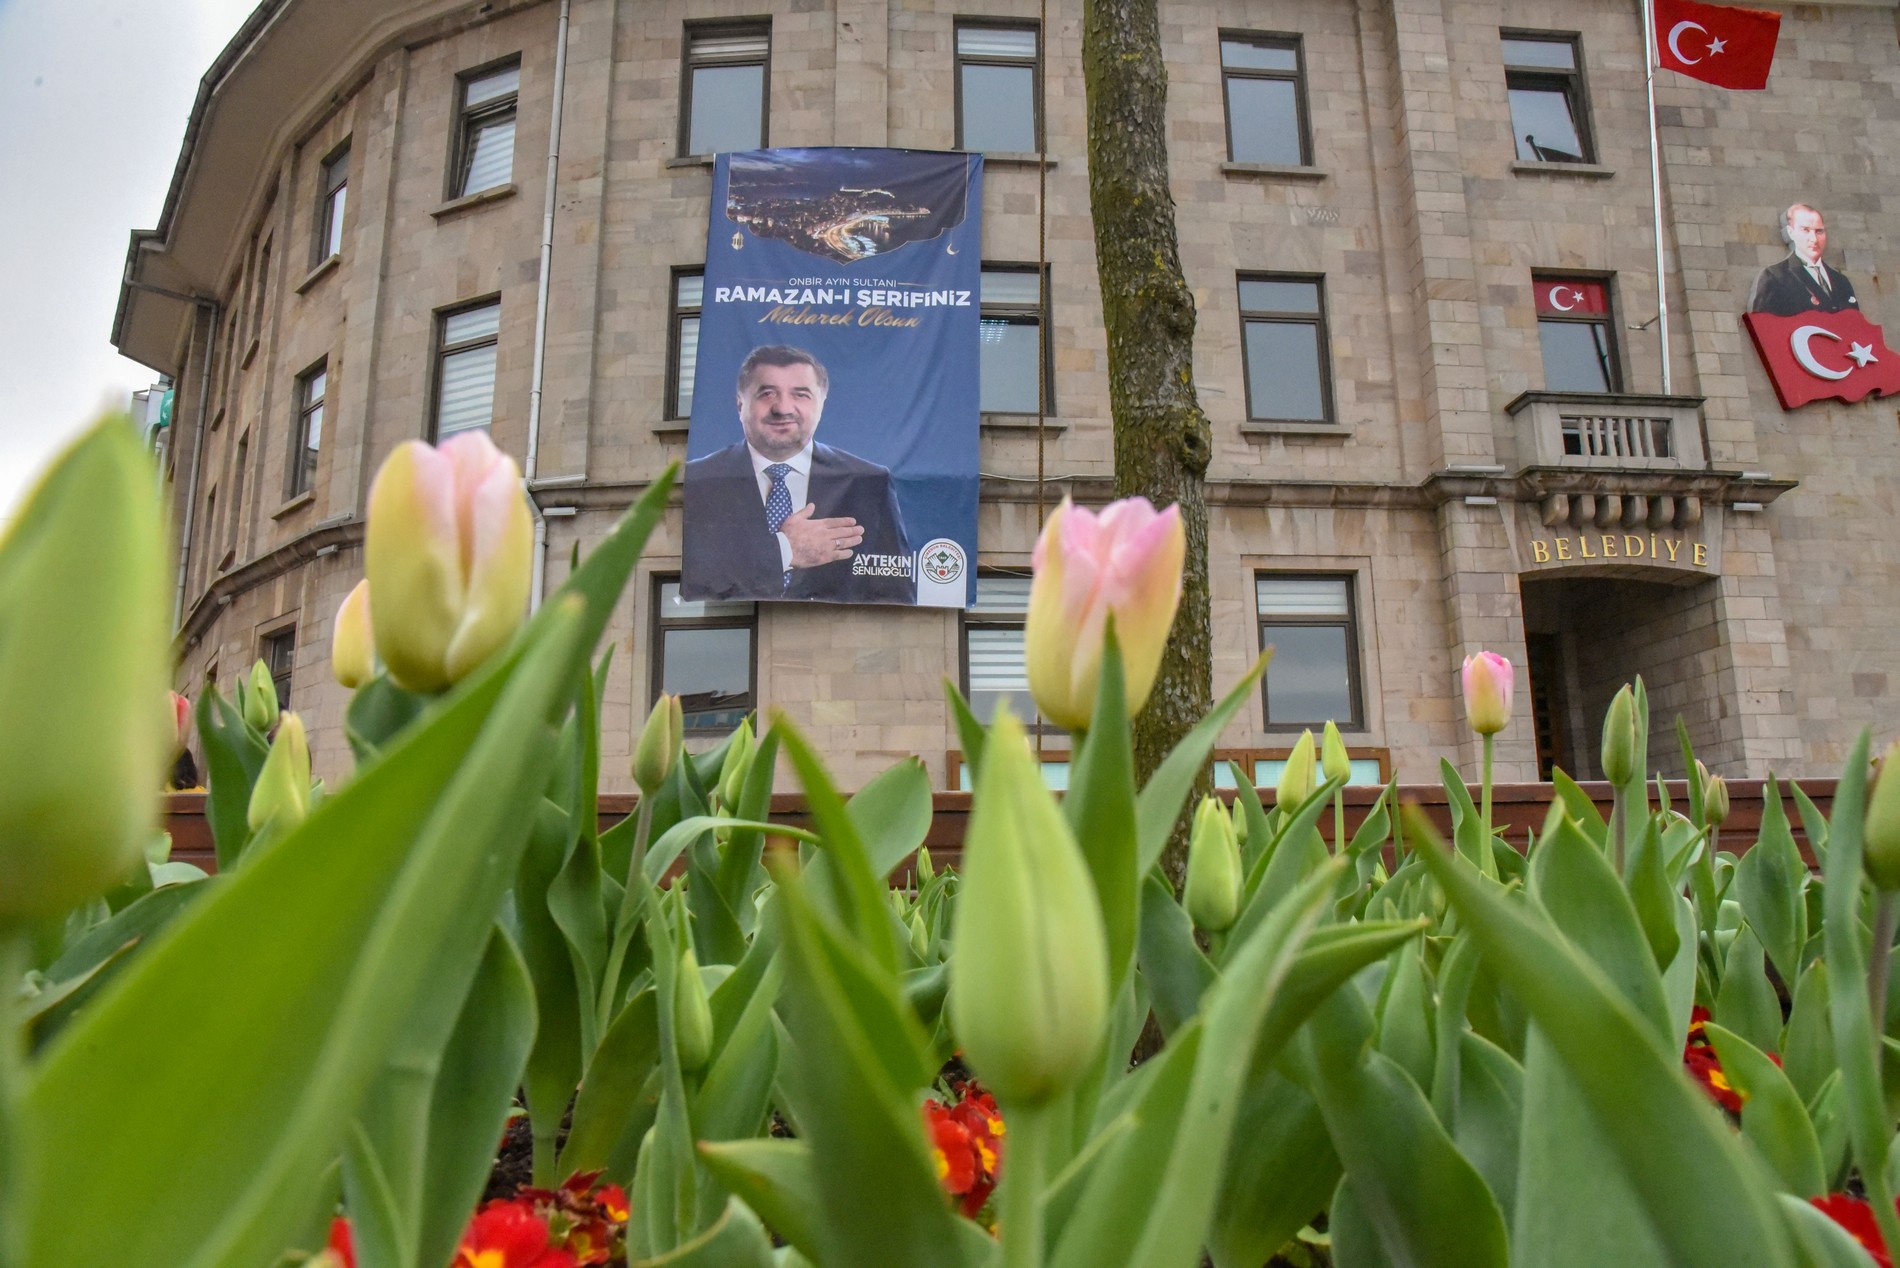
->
[365,432,531,693]
[1461,651,1514,736]
[169,690,191,755]
[1025,497,1185,732]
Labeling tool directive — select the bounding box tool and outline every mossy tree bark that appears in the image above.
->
[1083,0,1214,887]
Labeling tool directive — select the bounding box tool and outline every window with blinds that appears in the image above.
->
[453,61,519,198]
[955,22,1040,153]
[962,573,1049,729]
[668,269,703,419]
[979,267,1050,415]
[681,23,769,156]
[651,579,755,739]
[1256,574,1362,728]
[434,300,500,440]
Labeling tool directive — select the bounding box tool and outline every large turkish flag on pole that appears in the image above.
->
[1744,309,1900,409]
[1655,0,1781,90]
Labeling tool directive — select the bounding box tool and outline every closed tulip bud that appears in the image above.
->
[1025,497,1185,733]
[1230,797,1248,845]
[1865,742,1900,892]
[0,418,171,924]
[332,579,374,689]
[949,709,1110,1106]
[1697,760,1731,827]
[170,691,192,756]
[366,432,532,693]
[244,659,279,732]
[674,947,714,1072]
[1277,730,1316,809]
[1184,795,1241,933]
[633,693,685,796]
[717,716,754,807]
[247,712,311,835]
[1321,720,1351,785]
[908,911,930,960]
[916,847,935,886]
[1461,651,1514,737]
[1601,685,1638,786]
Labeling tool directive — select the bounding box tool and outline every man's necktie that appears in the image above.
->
[764,463,794,589]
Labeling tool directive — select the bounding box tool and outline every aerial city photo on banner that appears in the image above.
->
[682,147,983,608]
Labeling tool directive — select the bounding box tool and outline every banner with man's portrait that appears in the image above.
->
[681,147,982,608]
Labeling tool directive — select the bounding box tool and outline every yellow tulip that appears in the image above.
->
[331,579,374,689]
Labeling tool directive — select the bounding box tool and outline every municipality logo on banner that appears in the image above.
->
[680,147,983,609]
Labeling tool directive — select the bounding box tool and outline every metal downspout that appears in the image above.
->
[525,0,573,610]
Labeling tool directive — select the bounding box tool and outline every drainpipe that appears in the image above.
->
[524,0,573,610]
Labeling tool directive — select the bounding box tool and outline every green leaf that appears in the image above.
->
[415,926,538,1268]
[1626,812,1682,971]
[1705,1022,1826,1198]
[343,675,429,764]
[1135,868,1215,1036]
[1230,766,1274,876]
[1135,651,1269,873]
[1717,924,1785,1056]
[1529,814,1671,1042]
[1441,758,1496,878]
[693,956,783,1146]
[1551,769,1608,844]
[697,1140,824,1262]
[1063,630,1140,996]
[943,677,988,786]
[1738,777,1810,988]
[517,799,584,1184]
[776,721,903,975]
[1793,785,1831,868]
[194,686,268,870]
[1206,1073,1338,1268]
[1779,1192,1890,1268]
[715,728,781,932]
[1409,808,1800,1268]
[26,880,204,1047]
[1452,1031,1524,1217]
[1374,939,1435,1093]
[628,1198,776,1268]
[1784,960,1836,1107]
[562,988,661,1181]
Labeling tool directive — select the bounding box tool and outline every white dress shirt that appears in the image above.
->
[749,442,813,572]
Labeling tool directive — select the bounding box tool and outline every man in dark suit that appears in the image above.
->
[1749,203,1860,317]
[683,345,915,604]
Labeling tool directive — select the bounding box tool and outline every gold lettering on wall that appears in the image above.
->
[1532,540,1551,563]
[1526,535,1712,570]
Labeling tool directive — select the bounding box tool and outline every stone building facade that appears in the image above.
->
[116,0,1900,793]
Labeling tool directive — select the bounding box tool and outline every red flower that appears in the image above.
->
[325,1216,355,1268]
[924,1082,1007,1218]
[926,1101,980,1195]
[453,1201,579,1268]
[1683,1045,1743,1113]
[1812,1194,1893,1268]
[592,1184,630,1224]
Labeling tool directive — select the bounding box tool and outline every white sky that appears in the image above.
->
[0,0,258,520]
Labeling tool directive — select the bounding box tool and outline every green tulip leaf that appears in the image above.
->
[943,676,989,787]
[562,987,662,1181]
[628,1197,776,1268]
[1064,629,1140,995]
[697,1139,824,1262]
[1784,961,1836,1107]
[845,757,934,883]
[1135,650,1269,874]
[1737,777,1809,989]
[1453,1031,1525,1217]
[195,686,269,870]
[1705,1021,1826,1198]
[1528,813,1671,1043]
[1136,867,1216,1036]
[517,799,585,1183]
[1375,939,1437,1093]
[1717,923,1786,1056]
[1206,1072,1339,1268]
[776,721,904,975]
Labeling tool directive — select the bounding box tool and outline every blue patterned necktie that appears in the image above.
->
[764,463,794,589]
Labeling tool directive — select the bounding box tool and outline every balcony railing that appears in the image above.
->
[1505,391,1706,471]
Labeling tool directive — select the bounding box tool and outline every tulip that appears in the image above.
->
[244,658,279,732]
[1461,651,1513,737]
[1025,496,1185,733]
[675,947,714,1072]
[1321,720,1351,785]
[949,708,1110,1106]
[170,691,192,755]
[1698,760,1731,828]
[1601,685,1637,786]
[332,579,374,689]
[1865,742,1900,892]
[1277,730,1316,810]
[908,910,931,960]
[0,417,171,924]
[365,431,532,693]
[633,693,685,796]
[248,711,311,836]
[717,715,754,808]
[1184,795,1241,933]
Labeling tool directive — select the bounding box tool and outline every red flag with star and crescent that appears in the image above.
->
[1655,0,1781,90]
[1744,309,1900,409]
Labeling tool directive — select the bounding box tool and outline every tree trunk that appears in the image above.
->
[1082,0,1214,887]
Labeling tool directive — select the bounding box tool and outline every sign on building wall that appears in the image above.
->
[682,148,982,608]
[1744,201,1900,409]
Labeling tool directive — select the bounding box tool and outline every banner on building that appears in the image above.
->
[682,147,983,608]
[1743,201,1900,409]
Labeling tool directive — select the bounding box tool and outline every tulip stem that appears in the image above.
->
[598,797,655,1036]
[1870,890,1899,1036]
[1000,1099,1048,1268]
[1480,733,1495,865]
[1333,789,1346,856]
[0,930,30,1268]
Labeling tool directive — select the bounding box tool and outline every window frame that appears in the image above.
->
[261,624,296,714]
[979,263,1054,416]
[287,358,327,499]
[1501,30,1596,165]
[431,296,502,443]
[1238,273,1335,424]
[649,576,758,738]
[1533,272,1623,394]
[449,56,522,200]
[1219,30,1312,167]
[666,266,704,421]
[1255,572,1365,731]
[250,235,273,346]
[954,18,1044,154]
[678,19,772,158]
[959,570,1060,734]
[314,138,350,264]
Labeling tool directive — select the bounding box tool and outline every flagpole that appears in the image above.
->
[1642,0,1674,394]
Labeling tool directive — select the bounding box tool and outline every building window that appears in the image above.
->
[288,361,326,498]
[453,60,520,198]
[1257,575,1362,729]
[315,140,349,261]
[652,580,755,737]
[956,22,1040,154]
[1503,32,1593,163]
[1220,33,1309,166]
[228,434,247,561]
[1534,277,1619,393]
[1239,275,1332,423]
[681,23,769,157]
[668,269,703,419]
[962,573,1043,727]
[434,299,500,440]
[980,266,1050,415]
[251,237,272,341]
[262,627,295,714]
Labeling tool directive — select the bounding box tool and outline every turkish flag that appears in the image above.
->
[1655,0,1780,90]
[1744,309,1900,409]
